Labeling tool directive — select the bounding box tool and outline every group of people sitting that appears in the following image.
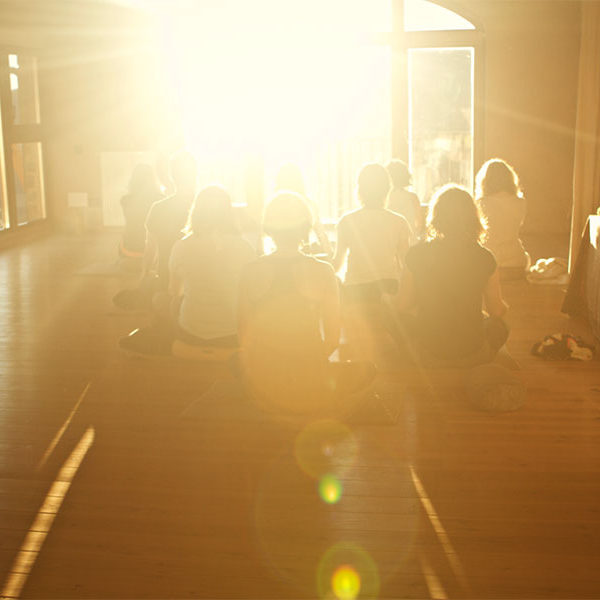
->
[116,151,529,416]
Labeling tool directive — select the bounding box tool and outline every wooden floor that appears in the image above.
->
[0,232,599,599]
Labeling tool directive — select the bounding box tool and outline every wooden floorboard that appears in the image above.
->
[0,232,599,599]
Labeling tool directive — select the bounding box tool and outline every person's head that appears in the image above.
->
[263,191,313,250]
[188,185,237,236]
[170,150,197,194]
[427,184,486,244]
[275,162,305,195]
[386,159,411,189]
[128,163,159,196]
[475,158,522,199]
[357,163,391,208]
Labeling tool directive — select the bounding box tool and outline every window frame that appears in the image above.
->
[0,45,47,233]
[390,0,485,196]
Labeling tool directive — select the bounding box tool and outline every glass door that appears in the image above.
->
[408,46,474,204]
[0,51,46,231]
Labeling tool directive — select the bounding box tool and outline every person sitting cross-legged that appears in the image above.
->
[397,184,510,368]
[237,191,376,418]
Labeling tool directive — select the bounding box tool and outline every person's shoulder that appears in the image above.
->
[384,208,411,226]
[338,208,361,223]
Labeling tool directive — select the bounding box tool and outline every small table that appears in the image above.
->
[562,215,600,340]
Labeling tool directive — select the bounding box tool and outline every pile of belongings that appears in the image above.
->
[531,333,594,361]
[527,257,569,285]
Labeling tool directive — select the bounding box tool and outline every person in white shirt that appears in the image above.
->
[169,186,256,347]
[475,158,531,274]
[332,163,412,304]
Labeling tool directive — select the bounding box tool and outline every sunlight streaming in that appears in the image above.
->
[1,428,95,599]
[36,382,91,471]
[409,464,470,593]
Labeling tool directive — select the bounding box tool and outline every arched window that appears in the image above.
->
[404,0,476,32]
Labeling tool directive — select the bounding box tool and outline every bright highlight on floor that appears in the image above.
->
[317,542,379,599]
[319,474,343,504]
[1,427,95,599]
[332,564,361,600]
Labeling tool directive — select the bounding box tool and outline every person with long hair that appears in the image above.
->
[475,158,530,273]
[169,186,255,348]
[398,184,509,366]
[237,191,375,417]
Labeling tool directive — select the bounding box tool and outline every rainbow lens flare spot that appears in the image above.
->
[317,542,379,599]
[319,474,342,504]
[332,565,361,600]
[294,420,358,479]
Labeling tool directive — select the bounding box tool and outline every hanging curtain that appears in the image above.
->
[569,1,600,270]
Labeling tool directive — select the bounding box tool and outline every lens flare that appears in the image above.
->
[317,542,379,600]
[332,565,361,600]
[294,419,358,479]
[319,474,342,504]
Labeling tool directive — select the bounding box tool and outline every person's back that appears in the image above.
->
[120,164,162,256]
[338,207,410,285]
[146,193,194,287]
[475,158,529,270]
[239,192,375,416]
[480,191,528,268]
[144,151,197,290]
[240,253,335,414]
[121,192,160,254]
[388,188,421,241]
[170,232,255,342]
[333,163,411,293]
[406,237,496,359]
[399,185,509,366]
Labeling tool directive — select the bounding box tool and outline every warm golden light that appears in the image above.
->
[155,0,392,218]
[317,542,379,600]
[294,419,358,479]
[319,474,343,504]
[409,464,470,593]
[1,428,95,599]
[331,564,361,600]
[36,382,91,471]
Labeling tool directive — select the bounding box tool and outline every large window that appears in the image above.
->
[155,0,481,219]
[400,0,481,205]
[0,51,46,231]
[408,46,474,203]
